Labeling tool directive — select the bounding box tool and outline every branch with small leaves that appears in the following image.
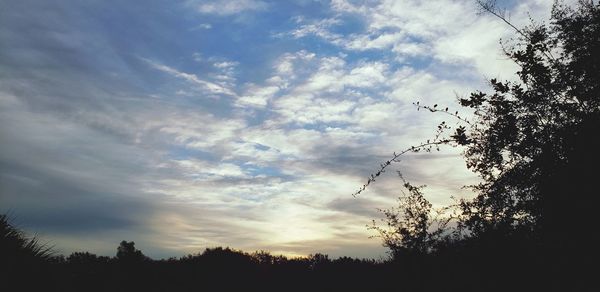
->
[352,102,472,197]
[352,138,453,197]
[414,101,472,125]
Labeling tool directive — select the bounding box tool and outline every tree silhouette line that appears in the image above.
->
[1,216,397,291]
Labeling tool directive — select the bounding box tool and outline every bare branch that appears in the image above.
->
[352,139,453,197]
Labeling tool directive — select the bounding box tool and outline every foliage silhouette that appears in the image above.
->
[368,177,449,259]
[451,0,599,242]
[0,214,54,261]
[0,214,60,291]
[363,0,599,239]
[362,0,599,289]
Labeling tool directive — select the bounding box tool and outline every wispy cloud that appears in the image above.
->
[189,0,268,16]
[143,58,236,97]
[283,0,558,79]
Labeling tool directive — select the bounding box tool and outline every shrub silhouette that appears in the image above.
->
[0,214,60,291]
[0,214,53,262]
[369,181,442,259]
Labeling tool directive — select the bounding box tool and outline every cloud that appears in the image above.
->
[157,111,246,151]
[285,0,554,80]
[253,53,391,126]
[237,84,279,107]
[0,94,167,252]
[190,0,268,16]
[171,159,249,180]
[344,32,406,51]
[327,197,386,219]
[191,23,213,30]
[144,58,237,96]
[288,18,343,42]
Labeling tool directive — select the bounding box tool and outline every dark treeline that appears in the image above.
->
[0,212,590,291]
[0,215,418,291]
[0,214,564,292]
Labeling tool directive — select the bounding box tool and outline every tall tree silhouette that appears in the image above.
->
[362,0,599,255]
[453,0,600,239]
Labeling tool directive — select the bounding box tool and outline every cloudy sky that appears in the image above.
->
[0,0,558,259]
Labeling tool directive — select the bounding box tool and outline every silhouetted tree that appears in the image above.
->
[361,0,599,241]
[358,1,598,288]
[116,240,146,263]
[307,253,330,269]
[252,250,276,265]
[452,0,600,240]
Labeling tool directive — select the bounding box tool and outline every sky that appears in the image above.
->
[0,0,561,259]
